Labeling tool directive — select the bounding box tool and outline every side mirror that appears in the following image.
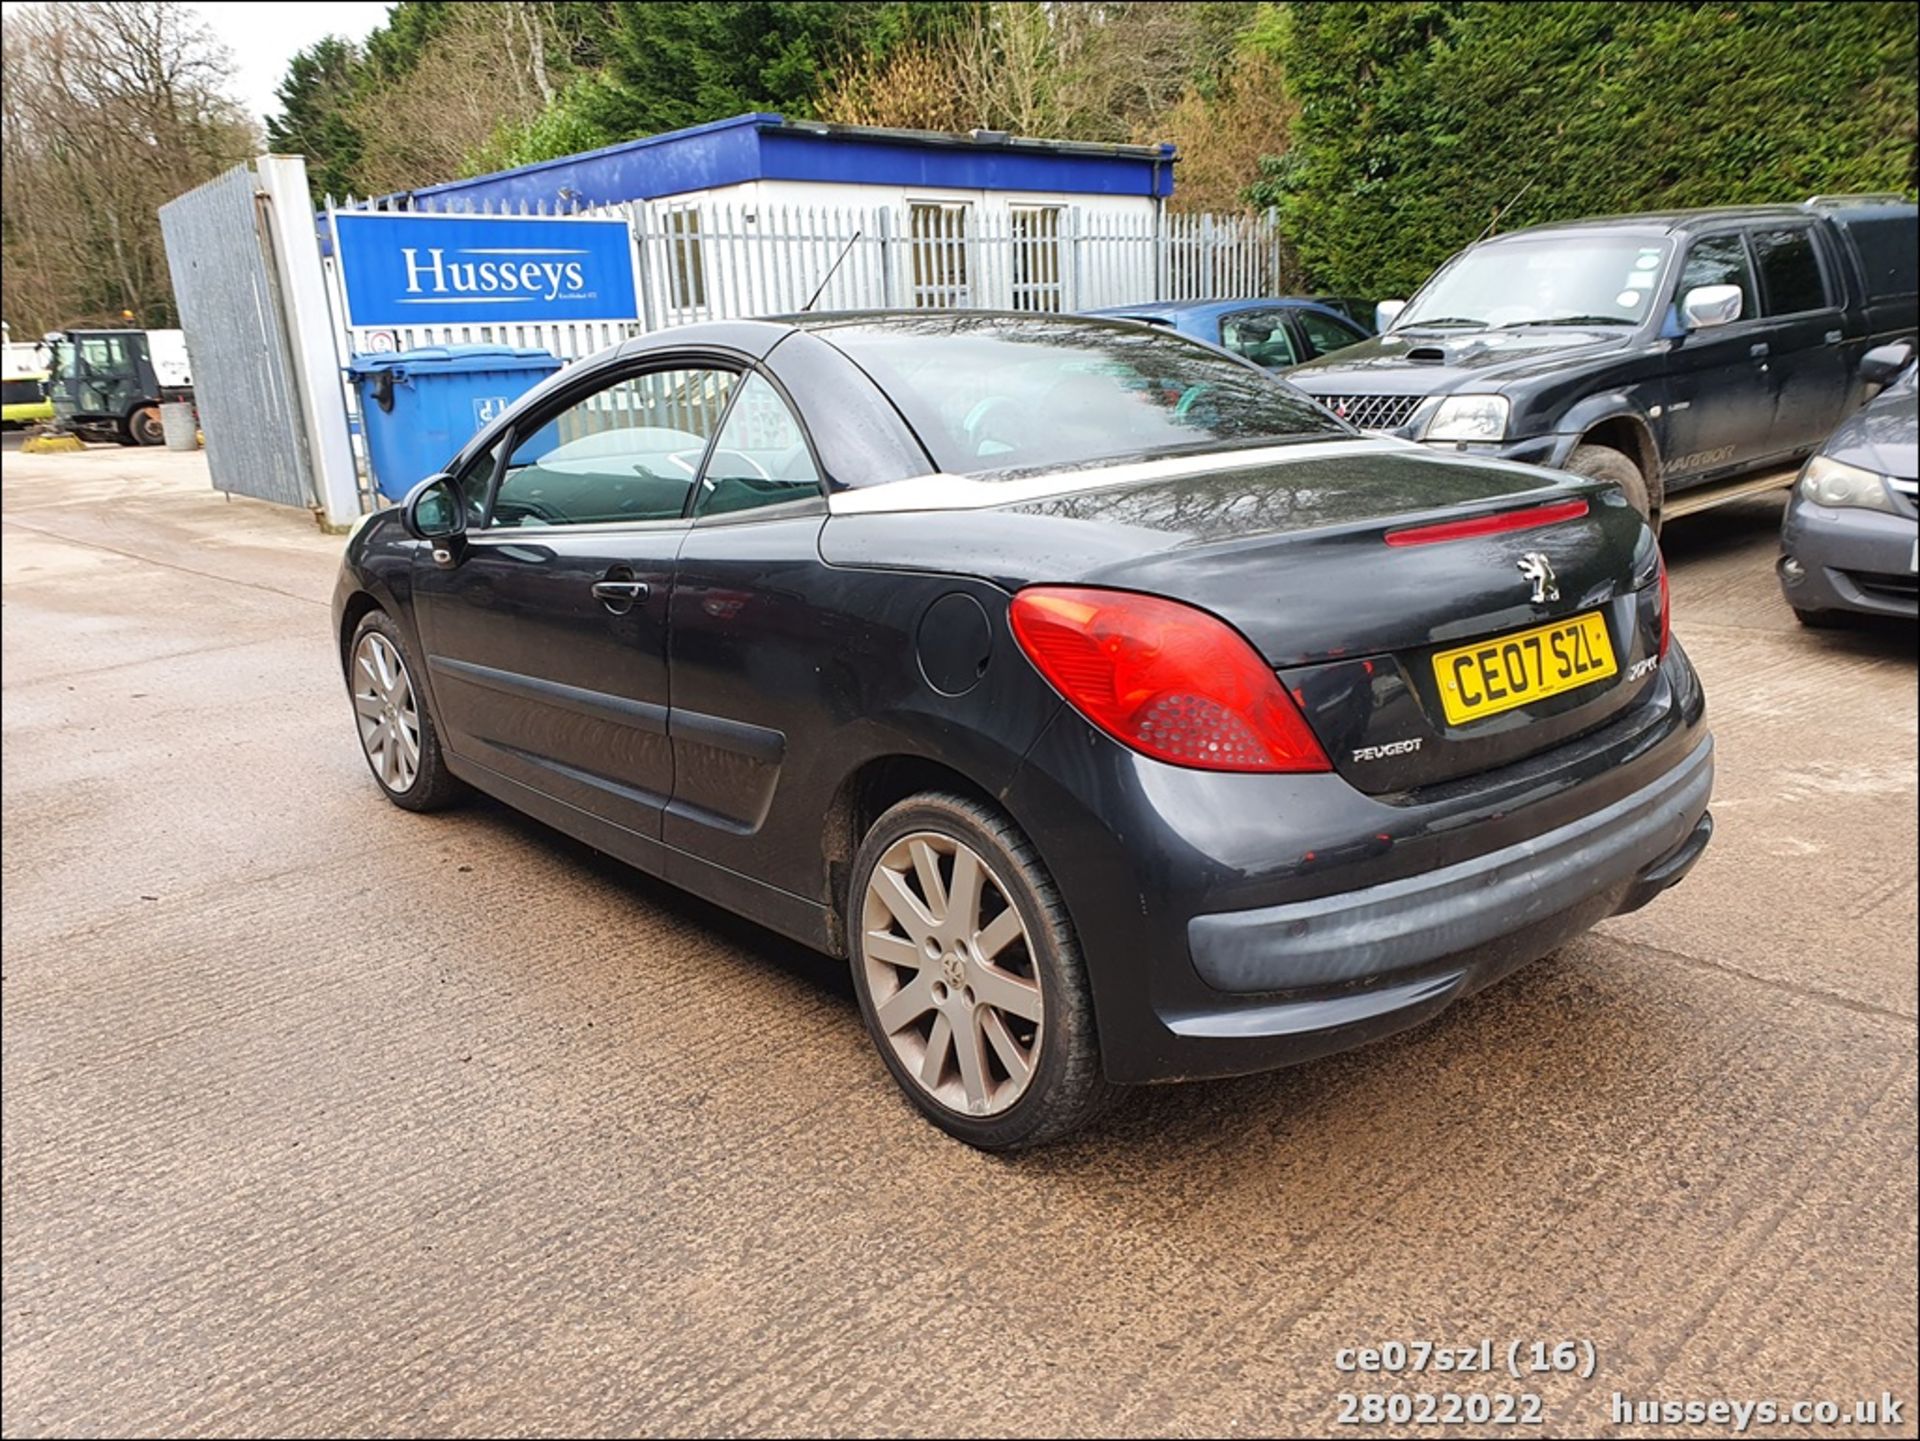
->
[401,473,465,543]
[1858,341,1914,387]
[1680,284,1743,330]
[1374,299,1407,332]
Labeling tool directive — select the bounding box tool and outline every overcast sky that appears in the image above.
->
[208,0,395,126]
[0,0,396,124]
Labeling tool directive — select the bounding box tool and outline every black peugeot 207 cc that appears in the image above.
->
[332,313,1714,1149]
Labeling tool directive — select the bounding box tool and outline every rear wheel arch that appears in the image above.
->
[848,787,1121,1148]
[824,754,1005,956]
[825,750,1112,1092]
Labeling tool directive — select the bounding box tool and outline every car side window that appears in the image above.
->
[1295,310,1363,359]
[488,367,738,528]
[1219,311,1300,369]
[452,439,502,527]
[1749,227,1831,315]
[693,373,823,518]
[1676,234,1756,322]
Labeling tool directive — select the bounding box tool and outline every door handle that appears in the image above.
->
[1823,330,1843,345]
[591,578,649,615]
[1749,342,1770,359]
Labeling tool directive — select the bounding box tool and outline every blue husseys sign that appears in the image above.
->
[331,212,639,327]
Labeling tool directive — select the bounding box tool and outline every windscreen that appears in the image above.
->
[1396,236,1673,331]
[820,316,1347,477]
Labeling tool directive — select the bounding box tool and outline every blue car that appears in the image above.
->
[1084,298,1371,372]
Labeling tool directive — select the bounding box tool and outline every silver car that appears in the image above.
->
[1779,341,1919,625]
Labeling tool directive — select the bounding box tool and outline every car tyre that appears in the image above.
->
[849,792,1121,1150]
[125,406,164,446]
[1567,442,1656,528]
[348,609,466,812]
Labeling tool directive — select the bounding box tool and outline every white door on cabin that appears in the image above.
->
[910,202,971,309]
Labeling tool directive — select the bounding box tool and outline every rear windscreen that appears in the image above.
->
[820,316,1348,477]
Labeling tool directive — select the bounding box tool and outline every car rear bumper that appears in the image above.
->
[1187,736,1712,993]
[1778,493,1919,619]
[1155,755,1711,1082]
[1005,642,1712,1084]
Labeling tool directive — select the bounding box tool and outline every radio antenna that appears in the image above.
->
[1477,177,1536,242]
[802,229,862,312]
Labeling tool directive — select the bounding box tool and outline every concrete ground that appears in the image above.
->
[3,445,1914,1438]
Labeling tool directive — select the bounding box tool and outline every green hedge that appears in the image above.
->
[1250,1,1918,297]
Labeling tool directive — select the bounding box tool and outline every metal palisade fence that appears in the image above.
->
[322,193,1295,364]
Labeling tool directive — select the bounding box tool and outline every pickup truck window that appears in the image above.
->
[1837,212,1919,301]
[1676,234,1756,321]
[1749,227,1831,315]
[1394,236,1669,331]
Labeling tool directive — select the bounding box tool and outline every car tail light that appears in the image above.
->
[1383,498,1590,547]
[1009,587,1331,773]
[1657,552,1672,659]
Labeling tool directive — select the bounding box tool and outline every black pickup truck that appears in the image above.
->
[1285,197,1918,524]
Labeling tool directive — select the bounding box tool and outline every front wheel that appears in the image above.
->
[849,792,1120,1150]
[348,610,465,811]
[1566,442,1656,529]
[125,405,164,446]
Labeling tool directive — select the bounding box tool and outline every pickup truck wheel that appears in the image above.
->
[1566,443,1655,527]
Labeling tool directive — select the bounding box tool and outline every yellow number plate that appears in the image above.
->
[1432,611,1617,726]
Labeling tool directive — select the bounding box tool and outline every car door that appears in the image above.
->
[75,334,131,418]
[1289,307,1368,362]
[1658,230,1772,486]
[661,371,833,904]
[1217,309,1302,370]
[1748,221,1851,457]
[411,360,740,839]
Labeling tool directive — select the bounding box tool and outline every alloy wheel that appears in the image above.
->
[861,831,1043,1117]
[352,632,421,793]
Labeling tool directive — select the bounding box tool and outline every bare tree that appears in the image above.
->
[820,3,1256,146]
[1,2,257,336]
[823,4,1094,138]
[819,39,980,134]
[344,3,580,197]
[1153,49,1296,217]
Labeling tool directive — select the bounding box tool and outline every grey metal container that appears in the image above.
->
[160,401,199,450]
